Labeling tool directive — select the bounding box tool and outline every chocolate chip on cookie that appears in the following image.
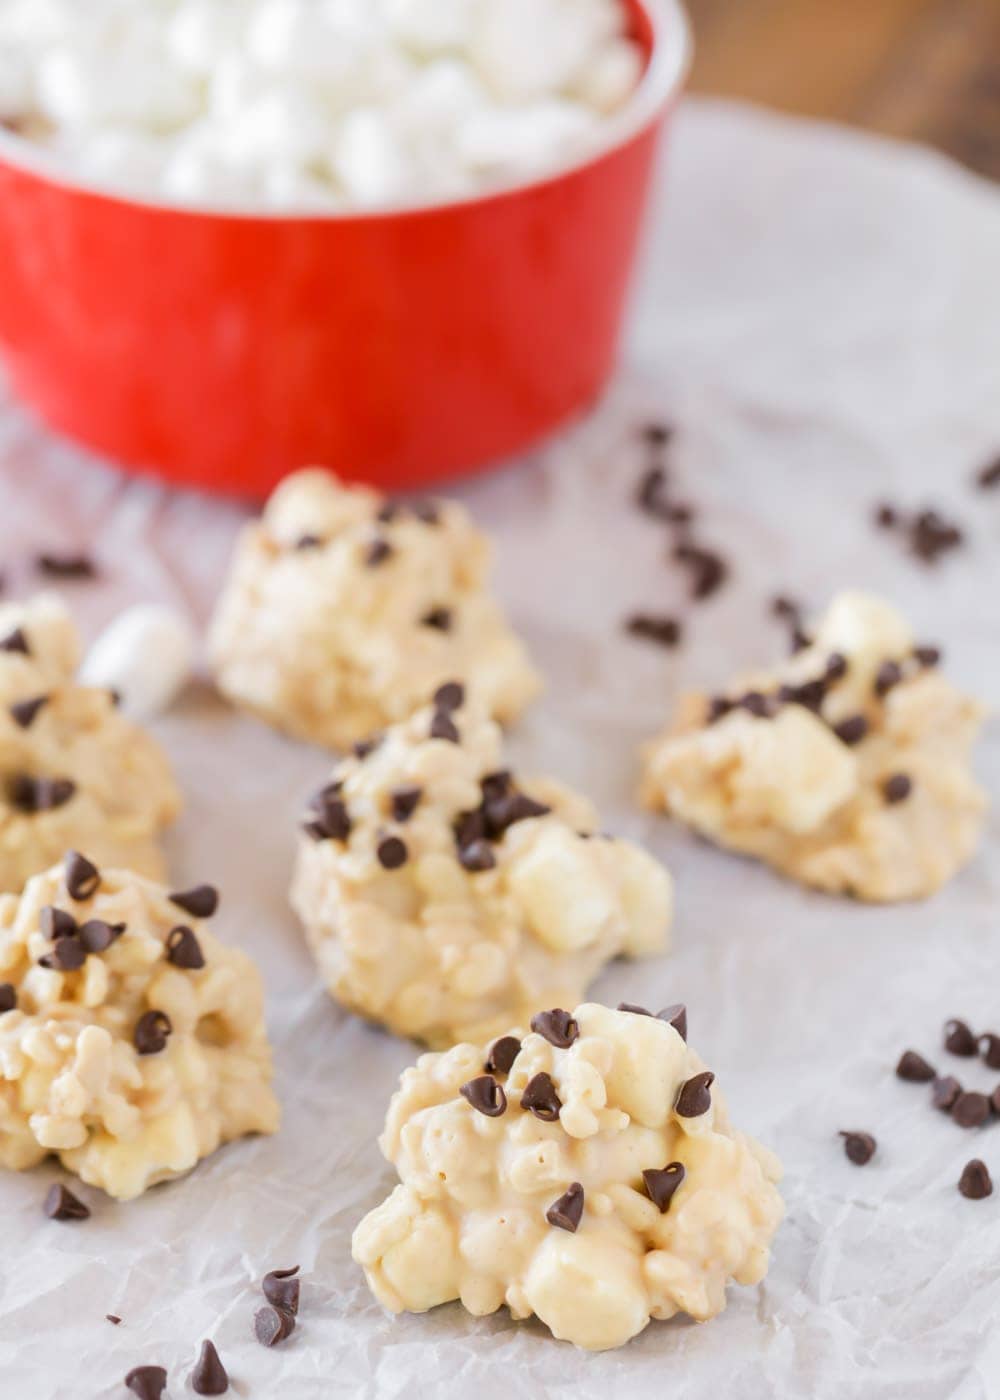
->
[882,773,912,804]
[658,1004,688,1040]
[0,626,29,654]
[458,839,496,873]
[376,836,408,870]
[874,660,903,697]
[913,644,941,668]
[460,1075,508,1118]
[78,920,123,954]
[833,714,868,746]
[9,774,76,812]
[675,1071,714,1117]
[545,1182,584,1233]
[0,983,16,1013]
[421,607,452,632]
[364,537,393,568]
[64,851,101,900]
[168,885,219,919]
[520,1072,561,1122]
[9,694,48,729]
[429,711,460,743]
[38,934,86,971]
[433,681,465,712]
[531,1009,579,1049]
[642,1162,686,1212]
[134,1010,172,1056]
[484,1036,521,1075]
[390,787,422,823]
[166,926,206,970]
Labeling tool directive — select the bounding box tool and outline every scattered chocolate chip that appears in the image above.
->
[882,773,912,804]
[531,1008,579,1049]
[642,422,673,447]
[626,614,682,648]
[9,774,76,813]
[913,644,941,668]
[771,595,802,622]
[108,688,123,707]
[40,906,77,941]
[389,787,422,823]
[706,696,732,724]
[168,885,219,919]
[45,1183,90,1221]
[365,537,393,568]
[304,786,351,843]
[875,503,898,529]
[482,790,550,838]
[124,1366,167,1400]
[674,544,728,601]
[64,851,101,901]
[642,1162,686,1212]
[458,839,496,873]
[376,836,408,870]
[658,1004,688,1040]
[546,1182,584,1233]
[166,925,205,970]
[909,508,964,564]
[979,1034,1000,1069]
[353,735,381,760]
[429,712,460,743]
[833,714,868,746]
[254,1306,295,1348]
[976,456,1000,491]
[945,1019,978,1057]
[874,661,903,697]
[896,1050,936,1082]
[192,1339,229,1395]
[790,626,812,654]
[0,983,16,1013]
[675,1071,714,1118]
[262,1266,301,1316]
[294,534,323,550]
[460,1075,508,1118]
[840,1131,876,1165]
[36,552,97,579]
[991,1086,1000,1116]
[959,1158,993,1199]
[78,920,122,954]
[39,936,86,972]
[421,607,452,632]
[9,694,48,729]
[484,1036,521,1075]
[952,1091,991,1129]
[0,626,29,654]
[636,466,672,519]
[106,1315,121,1325]
[617,1002,651,1016]
[933,1076,962,1111]
[520,1072,561,1121]
[433,681,465,712]
[134,1010,172,1056]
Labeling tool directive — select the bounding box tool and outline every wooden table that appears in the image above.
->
[687,0,1000,182]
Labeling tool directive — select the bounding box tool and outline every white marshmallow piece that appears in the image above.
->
[79,605,196,722]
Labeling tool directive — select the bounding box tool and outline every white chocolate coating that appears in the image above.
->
[641,592,987,901]
[291,698,672,1047]
[209,469,541,751]
[0,860,279,1199]
[352,1002,784,1351]
[0,595,181,892]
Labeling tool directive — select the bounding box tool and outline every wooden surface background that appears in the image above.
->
[686,0,1000,181]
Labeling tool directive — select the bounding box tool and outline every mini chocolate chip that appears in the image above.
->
[933,1076,962,1111]
[353,735,382,759]
[45,1183,90,1220]
[896,1050,935,1082]
[106,1315,121,1325]
[376,836,408,870]
[263,1266,301,1316]
[833,714,868,746]
[520,1072,561,1121]
[531,1009,579,1049]
[675,544,729,601]
[254,1306,295,1347]
[658,1004,688,1040]
[979,1033,1000,1069]
[125,1366,167,1400]
[952,1091,991,1129]
[421,607,452,632]
[626,614,682,648]
[192,1339,229,1395]
[882,773,912,804]
[618,1002,652,1016]
[78,920,122,954]
[546,1182,584,1233]
[482,790,551,839]
[875,502,898,529]
[64,850,100,900]
[642,1162,686,1212]
[365,537,393,568]
[874,660,903,697]
[913,644,941,667]
[642,422,673,447]
[458,840,496,873]
[295,534,323,550]
[305,787,351,843]
[390,787,422,823]
[413,500,441,526]
[790,627,812,653]
[168,885,219,919]
[909,508,964,564]
[480,771,511,801]
[0,983,16,1013]
[40,905,77,941]
[0,626,29,654]
[635,465,671,519]
[433,681,465,712]
[134,1010,172,1056]
[824,652,848,682]
[485,1036,521,1075]
[166,925,205,970]
[376,501,399,524]
[959,1159,993,1199]
[739,691,775,719]
[675,1071,714,1118]
[991,1086,1000,1116]
[706,696,732,724]
[9,774,76,813]
[429,712,460,743]
[36,552,97,579]
[976,456,1000,490]
[771,595,802,622]
[460,1075,508,1117]
[9,694,48,729]
[840,1131,876,1165]
[945,1018,978,1057]
[39,936,86,972]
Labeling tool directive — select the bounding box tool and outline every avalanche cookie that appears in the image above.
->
[641,591,987,901]
[208,469,540,749]
[352,1001,784,1351]
[0,857,279,1199]
[0,594,180,892]
[291,689,673,1047]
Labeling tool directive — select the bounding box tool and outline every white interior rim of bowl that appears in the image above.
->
[0,0,691,220]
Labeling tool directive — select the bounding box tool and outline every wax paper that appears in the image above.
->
[0,99,999,1400]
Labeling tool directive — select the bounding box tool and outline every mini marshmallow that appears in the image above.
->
[331,106,414,206]
[79,604,196,722]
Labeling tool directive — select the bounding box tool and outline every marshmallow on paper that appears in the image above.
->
[79,604,196,721]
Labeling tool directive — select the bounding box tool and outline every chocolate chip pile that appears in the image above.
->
[873,502,965,565]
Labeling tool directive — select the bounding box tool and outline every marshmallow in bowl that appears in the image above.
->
[0,0,645,210]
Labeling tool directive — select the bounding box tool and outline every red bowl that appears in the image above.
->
[0,0,691,498]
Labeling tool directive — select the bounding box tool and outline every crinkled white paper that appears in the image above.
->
[1,99,999,1400]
